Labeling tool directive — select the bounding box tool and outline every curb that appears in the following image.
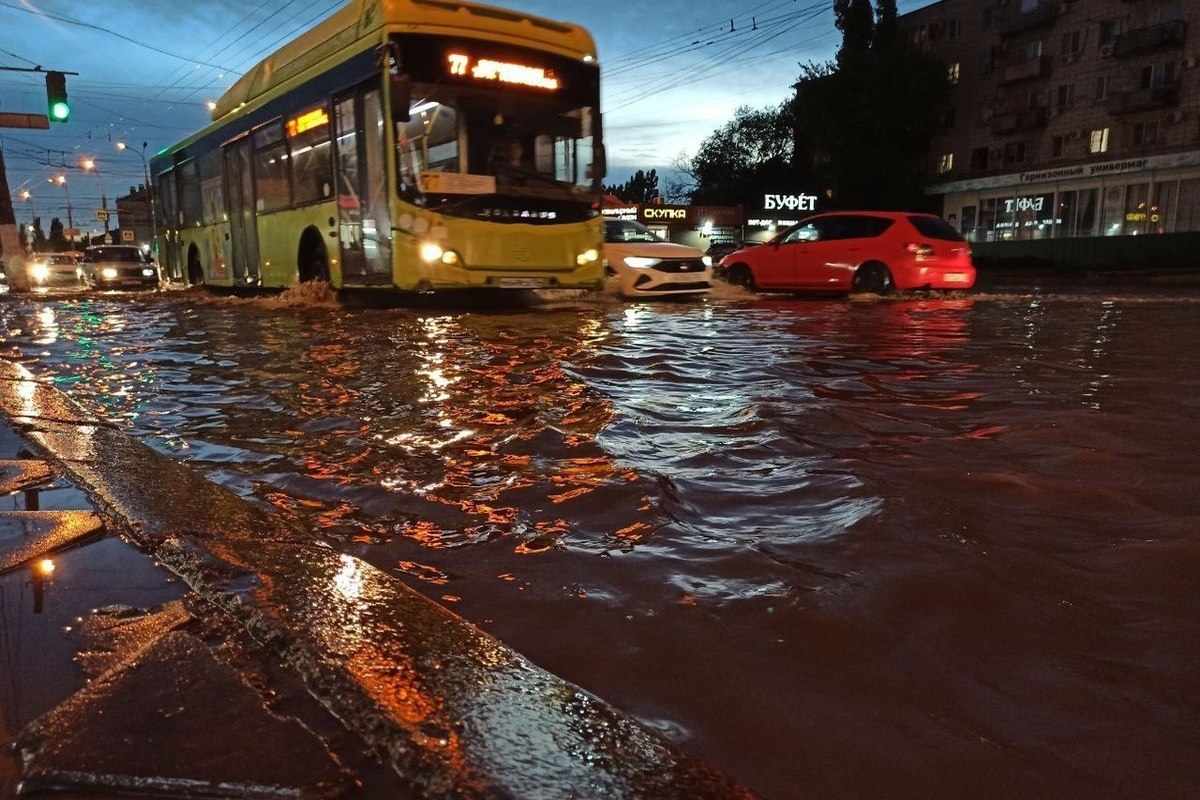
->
[0,360,758,800]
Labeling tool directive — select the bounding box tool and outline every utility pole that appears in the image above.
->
[0,149,18,258]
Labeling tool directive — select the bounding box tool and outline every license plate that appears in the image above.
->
[945,273,967,282]
[498,277,548,288]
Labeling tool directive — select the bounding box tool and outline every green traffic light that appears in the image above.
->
[50,100,70,122]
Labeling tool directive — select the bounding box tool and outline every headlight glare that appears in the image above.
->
[30,264,50,282]
[101,267,118,279]
[576,248,600,266]
[623,256,661,269]
[440,250,460,265]
[420,242,444,263]
[702,256,713,268]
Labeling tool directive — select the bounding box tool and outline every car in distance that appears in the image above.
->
[603,219,713,298]
[81,245,160,290]
[719,212,975,294]
[28,252,85,288]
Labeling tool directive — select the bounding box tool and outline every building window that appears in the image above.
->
[1089,127,1110,154]
[1099,20,1120,45]
[947,18,961,39]
[1133,120,1162,146]
[1025,40,1043,60]
[938,153,954,174]
[941,107,957,129]
[1141,62,1177,89]
[1061,30,1082,55]
[1056,83,1075,108]
[1096,75,1110,100]
[1052,135,1066,158]
[948,62,960,84]
[1004,141,1027,165]
[970,146,989,170]
[1156,0,1184,24]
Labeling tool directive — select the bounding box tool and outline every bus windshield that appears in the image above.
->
[396,93,597,202]
[391,34,601,210]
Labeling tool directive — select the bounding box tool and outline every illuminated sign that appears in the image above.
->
[602,206,638,221]
[287,108,329,138]
[1002,195,1046,214]
[642,207,687,221]
[763,193,817,211]
[448,53,560,91]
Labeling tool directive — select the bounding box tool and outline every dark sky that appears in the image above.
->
[2,0,934,228]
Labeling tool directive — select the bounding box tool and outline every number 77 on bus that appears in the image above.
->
[151,0,607,294]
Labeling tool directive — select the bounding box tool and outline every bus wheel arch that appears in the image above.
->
[298,228,331,283]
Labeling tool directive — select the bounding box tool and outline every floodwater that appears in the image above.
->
[1,281,1198,799]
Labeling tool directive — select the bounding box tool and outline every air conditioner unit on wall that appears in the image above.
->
[1100,43,1115,57]
[1166,110,1185,124]
[989,148,1004,160]
[1182,56,1199,69]
[1061,52,1079,65]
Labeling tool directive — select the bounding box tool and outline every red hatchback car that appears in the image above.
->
[719,211,976,294]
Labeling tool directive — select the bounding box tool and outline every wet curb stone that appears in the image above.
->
[0,360,758,800]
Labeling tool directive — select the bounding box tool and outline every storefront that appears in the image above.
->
[600,201,743,251]
[931,150,1200,242]
[744,191,825,243]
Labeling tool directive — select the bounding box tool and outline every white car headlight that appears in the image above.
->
[623,256,661,269]
[142,268,156,277]
[576,248,600,266]
[702,256,713,268]
[101,267,118,279]
[31,264,50,282]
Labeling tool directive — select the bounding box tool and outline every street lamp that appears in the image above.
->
[116,141,156,258]
[81,157,109,236]
[48,175,74,247]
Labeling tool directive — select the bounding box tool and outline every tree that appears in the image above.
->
[48,217,66,252]
[834,0,874,67]
[30,216,47,252]
[680,103,803,207]
[792,0,950,209]
[604,169,661,203]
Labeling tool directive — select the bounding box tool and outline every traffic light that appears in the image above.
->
[45,71,70,123]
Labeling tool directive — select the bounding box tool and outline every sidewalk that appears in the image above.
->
[0,359,758,800]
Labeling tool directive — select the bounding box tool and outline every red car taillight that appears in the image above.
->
[905,242,935,257]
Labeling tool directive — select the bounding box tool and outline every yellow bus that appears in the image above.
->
[150,0,605,293]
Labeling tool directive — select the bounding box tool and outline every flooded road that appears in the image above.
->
[2,284,1198,798]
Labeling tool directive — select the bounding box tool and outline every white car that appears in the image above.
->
[603,219,713,298]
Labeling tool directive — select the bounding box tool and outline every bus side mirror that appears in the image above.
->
[390,74,411,123]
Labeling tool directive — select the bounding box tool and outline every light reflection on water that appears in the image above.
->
[2,289,1199,798]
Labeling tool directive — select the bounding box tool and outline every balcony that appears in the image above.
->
[992,106,1050,134]
[998,2,1060,38]
[1107,82,1180,115]
[998,55,1052,85]
[1113,20,1187,58]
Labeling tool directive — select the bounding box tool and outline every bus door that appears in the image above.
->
[333,86,392,285]
[223,136,261,284]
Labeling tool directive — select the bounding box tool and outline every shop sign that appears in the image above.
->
[763,193,818,211]
[601,206,638,221]
[640,206,691,223]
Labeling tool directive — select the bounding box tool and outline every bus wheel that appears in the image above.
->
[852,261,894,295]
[187,248,205,286]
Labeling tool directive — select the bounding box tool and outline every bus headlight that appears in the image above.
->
[623,257,661,269]
[440,250,460,266]
[576,248,600,267]
[420,242,444,263]
[702,256,713,268]
[30,264,50,283]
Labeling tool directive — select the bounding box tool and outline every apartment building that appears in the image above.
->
[901,0,1200,241]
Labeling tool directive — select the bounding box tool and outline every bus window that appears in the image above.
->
[253,122,291,212]
[396,100,458,197]
[199,149,224,224]
[289,104,333,206]
[178,159,203,227]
